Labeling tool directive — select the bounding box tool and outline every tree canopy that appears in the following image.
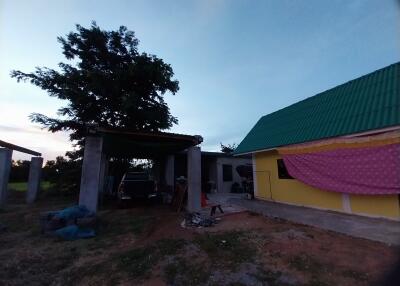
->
[11,22,179,149]
[220,143,237,154]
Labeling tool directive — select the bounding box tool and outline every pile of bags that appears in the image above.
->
[40,205,96,240]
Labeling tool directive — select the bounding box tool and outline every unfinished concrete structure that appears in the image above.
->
[173,151,252,193]
[78,127,203,213]
[0,139,43,206]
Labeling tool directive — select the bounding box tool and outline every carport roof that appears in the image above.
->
[91,127,202,158]
[0,139,41,156]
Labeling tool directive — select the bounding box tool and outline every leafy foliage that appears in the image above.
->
[11,22,179,150]
[9,160,31,182]
[42,156,81,193]
[220,142,238,154]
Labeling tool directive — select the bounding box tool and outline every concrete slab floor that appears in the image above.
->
[199,193,247,217]
[227,197,400,246]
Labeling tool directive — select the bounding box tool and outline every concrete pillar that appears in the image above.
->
[0,148,13,206]
[187,146,201,212]
[216,159,223,193]
[165,155,175,188]
[79,136,103,212]
[98,154,108,194]
[26,157,43,204]
[342,194,352,213]
[153,159,161,183]
[97,154,108,206]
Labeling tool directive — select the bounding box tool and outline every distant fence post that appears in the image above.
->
[26,157,43,204]
[0,148,13,206]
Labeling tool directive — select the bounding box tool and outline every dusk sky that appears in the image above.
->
[1,0,399,161]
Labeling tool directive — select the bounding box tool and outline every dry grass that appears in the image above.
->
[0,194,398,286]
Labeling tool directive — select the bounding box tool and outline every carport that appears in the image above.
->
[0,139,43,205]
[79,127,203,213]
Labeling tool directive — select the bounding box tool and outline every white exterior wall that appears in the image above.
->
[207,158,218,192]
[216,157,252,193]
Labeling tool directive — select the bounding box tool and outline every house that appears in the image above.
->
[173,151,252,193]
[234,62,400,220]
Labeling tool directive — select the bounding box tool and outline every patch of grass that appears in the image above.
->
[118,245,158,278]
[251,267,283,285]
[164,257,210,286]
[248,211,261,216]
[117,238,187,280]
[195,231,256,268]
[305,276,329,286]
[341,269,369,281]
[8,181,53,192]
[0,250,78,283]
[8,182,27,192]
[102,214,156,237]
[289,254,331,286]
[164,261,180,283]
[61,260,116,286]
[156,238,186,256]
[129,215,155,235]
[289,254,323,273]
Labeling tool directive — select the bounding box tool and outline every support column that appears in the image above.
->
[0,148,13,206]
[342,194,352,213]
[252,154,258,197]
[98,154,108,194]
[98,154,108,206]
[216,159,223,193]
[26,156,43,204]
[79,136,103,213]
[165,155,175,188]
[187,146,201,212]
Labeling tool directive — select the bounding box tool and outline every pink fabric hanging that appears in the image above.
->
[282,143,400,195]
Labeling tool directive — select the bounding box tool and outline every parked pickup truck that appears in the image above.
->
[117,172,159,203]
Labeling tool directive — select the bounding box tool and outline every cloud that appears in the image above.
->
[0,124,44,134]
[0,124,72,161]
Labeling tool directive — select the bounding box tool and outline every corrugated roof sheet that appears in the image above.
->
[234,62,400,155]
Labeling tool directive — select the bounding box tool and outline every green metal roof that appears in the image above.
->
[235,62,400,155]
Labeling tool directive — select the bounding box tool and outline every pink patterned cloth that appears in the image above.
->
[282,144,400,195]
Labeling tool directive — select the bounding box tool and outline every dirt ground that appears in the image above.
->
[0,194,399,286]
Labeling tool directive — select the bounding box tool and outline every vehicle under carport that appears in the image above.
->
[78,126,203,213]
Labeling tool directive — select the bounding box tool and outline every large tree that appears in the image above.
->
[12,22,179,151]
[220,142,237,154]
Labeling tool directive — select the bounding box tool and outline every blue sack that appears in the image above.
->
[54,205,95,221]
[55,225,96,240]
[42,205,96,240]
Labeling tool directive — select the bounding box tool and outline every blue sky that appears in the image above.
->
[1,0,399,161]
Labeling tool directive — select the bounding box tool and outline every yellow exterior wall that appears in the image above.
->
[350,194,400,218]
[254,150,400,219]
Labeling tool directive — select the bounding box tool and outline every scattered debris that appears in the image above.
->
[182,212,219,228]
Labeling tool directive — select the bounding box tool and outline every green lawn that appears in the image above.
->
[8,181,53,192]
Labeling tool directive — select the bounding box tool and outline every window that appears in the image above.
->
[277,159,293,179]
[222,164,233,181]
